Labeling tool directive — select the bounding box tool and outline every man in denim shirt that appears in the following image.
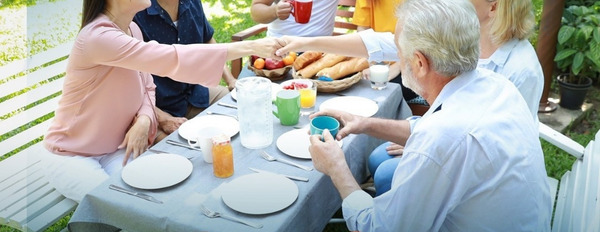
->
[135,0,236,141]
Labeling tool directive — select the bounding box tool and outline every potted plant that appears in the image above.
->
[553,3,600,109]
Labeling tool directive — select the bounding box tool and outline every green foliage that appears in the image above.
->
[0,0,54,8]
[202,0,259,43]
[529,0,544,48]
[0,0,35,7]
[0,225,20,231]
[542,139,577,179]
[554,3,600,84]
[202,0,265,70]
[566,0,599,7]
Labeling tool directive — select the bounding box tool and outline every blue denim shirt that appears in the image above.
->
[134,0,214,117]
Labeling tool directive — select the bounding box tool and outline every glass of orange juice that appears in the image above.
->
[212,134,234,178]
[297,84,317,115]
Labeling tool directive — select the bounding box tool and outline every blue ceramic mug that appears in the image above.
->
[310,116,339,138]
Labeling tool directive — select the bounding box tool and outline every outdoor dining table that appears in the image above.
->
[68,70,412,232]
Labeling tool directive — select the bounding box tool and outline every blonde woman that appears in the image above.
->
[473,0,543,123]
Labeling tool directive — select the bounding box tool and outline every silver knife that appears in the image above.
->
[249,167,309,182]
[166,139,202,151]
[217,102,238,109]
[206,111,238,120]
[109,184,163,204]
[147,148,195,160]
[147,148,168,154]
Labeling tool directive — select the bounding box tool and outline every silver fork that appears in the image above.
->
[260,150,313,171]
[199,204,263,229]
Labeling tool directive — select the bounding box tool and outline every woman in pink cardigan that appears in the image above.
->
[42,0,282,202]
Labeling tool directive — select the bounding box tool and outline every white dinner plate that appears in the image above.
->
[178,115,239,142]
[280,79,313,90]
[230,82,281,102]
[319,96,379,117]
[221,173,298,215]
[276,129,343,159]
[121,153,193,189]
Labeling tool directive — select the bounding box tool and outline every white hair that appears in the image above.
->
[396,0,480,77]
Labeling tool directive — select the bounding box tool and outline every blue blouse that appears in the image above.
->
[134,0,215,117]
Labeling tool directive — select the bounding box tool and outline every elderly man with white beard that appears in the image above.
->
[276,0,552,231]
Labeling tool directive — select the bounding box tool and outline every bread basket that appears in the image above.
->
[293,71,362,93]
[248,64,291,81]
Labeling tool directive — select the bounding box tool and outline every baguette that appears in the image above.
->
[293,51,322,70]
[317,57,369,80]
[298,54,347,78]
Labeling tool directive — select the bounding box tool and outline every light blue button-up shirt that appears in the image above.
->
[342,69,552,231]
[358,29,399,62]
[478,38,544,123]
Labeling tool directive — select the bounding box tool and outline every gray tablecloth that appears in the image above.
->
[69,72,411,232]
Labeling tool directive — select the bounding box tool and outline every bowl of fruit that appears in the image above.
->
[248,52,297,81]
[280,79,313,90]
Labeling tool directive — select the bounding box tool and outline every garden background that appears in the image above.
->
[0,0,598,231]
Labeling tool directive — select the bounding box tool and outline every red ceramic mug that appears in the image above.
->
[290,0,313,24]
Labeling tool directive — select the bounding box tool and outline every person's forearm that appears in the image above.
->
[302,34,369,58]
[329,159,362,199]
[363,118,411,146]
[154,106,169,124]
[226,38,280,61]
[222,65,236,84]
[134,114,152,132]
[207,38,236,81]
[225,40,258,60]
[251,2,277,23]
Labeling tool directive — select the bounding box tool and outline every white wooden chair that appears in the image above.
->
[0,42,77,232]
[541,123,600,231]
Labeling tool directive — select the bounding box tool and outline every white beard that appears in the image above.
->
[401,62,424,97]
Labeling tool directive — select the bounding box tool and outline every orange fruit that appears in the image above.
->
[254,58,265,69]
[289,51,297,60]
[283,55,294,66]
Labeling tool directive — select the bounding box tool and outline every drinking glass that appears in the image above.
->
[297,84,317,116]
[369,61,389,90]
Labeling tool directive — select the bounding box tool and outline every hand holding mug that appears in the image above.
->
[310,109,365,140]
[275,0,293,20]
[308,128,346,176]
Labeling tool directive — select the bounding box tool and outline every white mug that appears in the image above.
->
[187,127,223,163]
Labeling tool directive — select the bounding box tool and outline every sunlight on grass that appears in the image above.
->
[0,0,80,66]
[0,6,26,65]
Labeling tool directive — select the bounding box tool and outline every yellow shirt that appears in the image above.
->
[353,0,404,33]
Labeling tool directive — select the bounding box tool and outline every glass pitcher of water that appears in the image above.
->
[235,77,273,149]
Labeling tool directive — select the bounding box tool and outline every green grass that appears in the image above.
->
[0,0,598,231]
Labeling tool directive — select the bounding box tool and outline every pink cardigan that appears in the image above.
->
[44,15,227,156]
